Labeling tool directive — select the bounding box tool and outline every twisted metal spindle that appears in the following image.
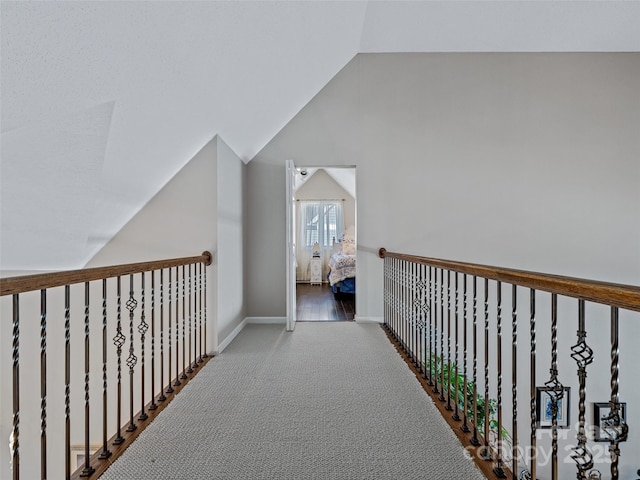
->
[452,272,461,421]
[493,281,506,477]
[511,284,519,479]
[40,290,47,479]
[181,265,187,380]
[138,273,149,422]
[80,282,95,477]
[445,270,453,411]
[530,289,537,480]
[470,276,480,446]
[439,269,446,402]
[603,307,628,480]
[167,268,176,392]
[113,276,125,445]
[174,266,182,386]
[126,275,138,432]
[99,279,112,460]
[187,264,194,373]
[12,294,20,480]
[481,278,492,461]
[203,262,208,358]
[149,271,158,410]
[433,268,440,395]
[198,262,203,363]
[64,285,71,479]
[461,274,470,433]
[570,299,594,480]
[428,266,434,386]
[158,270,167,402]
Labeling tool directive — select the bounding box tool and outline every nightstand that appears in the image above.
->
[310,257,322,285]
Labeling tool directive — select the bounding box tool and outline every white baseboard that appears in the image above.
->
[217,318,248,353]
[354,315,384,324]
[245,316,287,324]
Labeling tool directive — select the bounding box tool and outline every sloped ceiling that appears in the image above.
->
[1,1,639,270]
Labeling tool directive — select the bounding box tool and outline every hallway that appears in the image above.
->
[99,323,485,479]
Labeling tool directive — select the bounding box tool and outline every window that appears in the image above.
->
[302,201,343,248]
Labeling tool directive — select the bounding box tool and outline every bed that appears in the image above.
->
[327,234,356,294]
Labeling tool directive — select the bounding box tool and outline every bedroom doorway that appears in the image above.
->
[287,165,356,324]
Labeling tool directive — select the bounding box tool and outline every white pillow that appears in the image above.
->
[341,234,356,255]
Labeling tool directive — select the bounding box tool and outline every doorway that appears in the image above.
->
[286,165,356,326]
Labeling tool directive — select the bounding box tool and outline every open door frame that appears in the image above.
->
[285,159,296,331]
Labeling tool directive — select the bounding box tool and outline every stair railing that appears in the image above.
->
[0,251,213,480]
[379,248,639,480]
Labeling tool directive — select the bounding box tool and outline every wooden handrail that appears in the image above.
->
[378,248,640,312]
[0,251,213,296]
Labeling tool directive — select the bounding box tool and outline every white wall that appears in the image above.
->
[247,52,640,318]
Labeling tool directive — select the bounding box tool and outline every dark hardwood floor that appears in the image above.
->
[296,283,355,321]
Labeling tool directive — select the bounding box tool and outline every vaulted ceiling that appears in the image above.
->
[1,1,639,271]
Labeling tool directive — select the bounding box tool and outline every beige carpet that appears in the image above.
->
[100,323,485,480]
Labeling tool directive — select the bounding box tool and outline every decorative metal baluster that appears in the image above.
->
[470,277,480,446]
[40,290,47,479]
[126,275,138,432]
[149,271,158,410]
[481,278,492,461]
[602,307,628,480]
[511,284,519,479]
[452,272,460,421]
[187,264,194,373]
[530,289,537,480]
[493,281,506,477]
[80,282,95,477]
[167,268,175,393]
[203,262,208,358]
[428,266,434,386]
[544,294,565,480]
[174,266,181,386]
[191,264,198,370]
[64,285,71,479]
[433,268,440,395]
[158,270,167,402]
[113,277,125,445]
[99,279,112,460]
[181,265,187,380]
[138,273,149,421]
[571,299,594,479]
[12,294,20,480]
[445,270,453,411]
[198,262,203,363]
[439,269,446,402]
[461,274,470,433]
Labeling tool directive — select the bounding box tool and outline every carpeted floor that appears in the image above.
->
[99,323,486,480]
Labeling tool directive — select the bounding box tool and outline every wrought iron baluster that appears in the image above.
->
[40,290,47,479]
[167,268,175,393]
[198,262,203,363]
[511,284,519,479]
[158,270,167,402]
[12,294,20,480]
[428,266,434,386]
[149,271,158,410]
[493,281,506,477]
[203,262,208,358]
[80,282,95,477]
[113,276,125,445]
[181,265,187,380]
[461,274,470,433]
[470,276,480,446]
[452,271,460,421]
[126,275,138,432]
[174,266,181,386]
[99,279,112,460]
[433,268,440,395]
[138,272,148,422]
[530,289,537,480]
[446,270,453,411]
[544,293,564,480]
[439,269,445,402]
[570,299,594,479]
[64,285,71,479]
[603,306,628,480]
[187,264,194,373]
[481,278,492,461]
